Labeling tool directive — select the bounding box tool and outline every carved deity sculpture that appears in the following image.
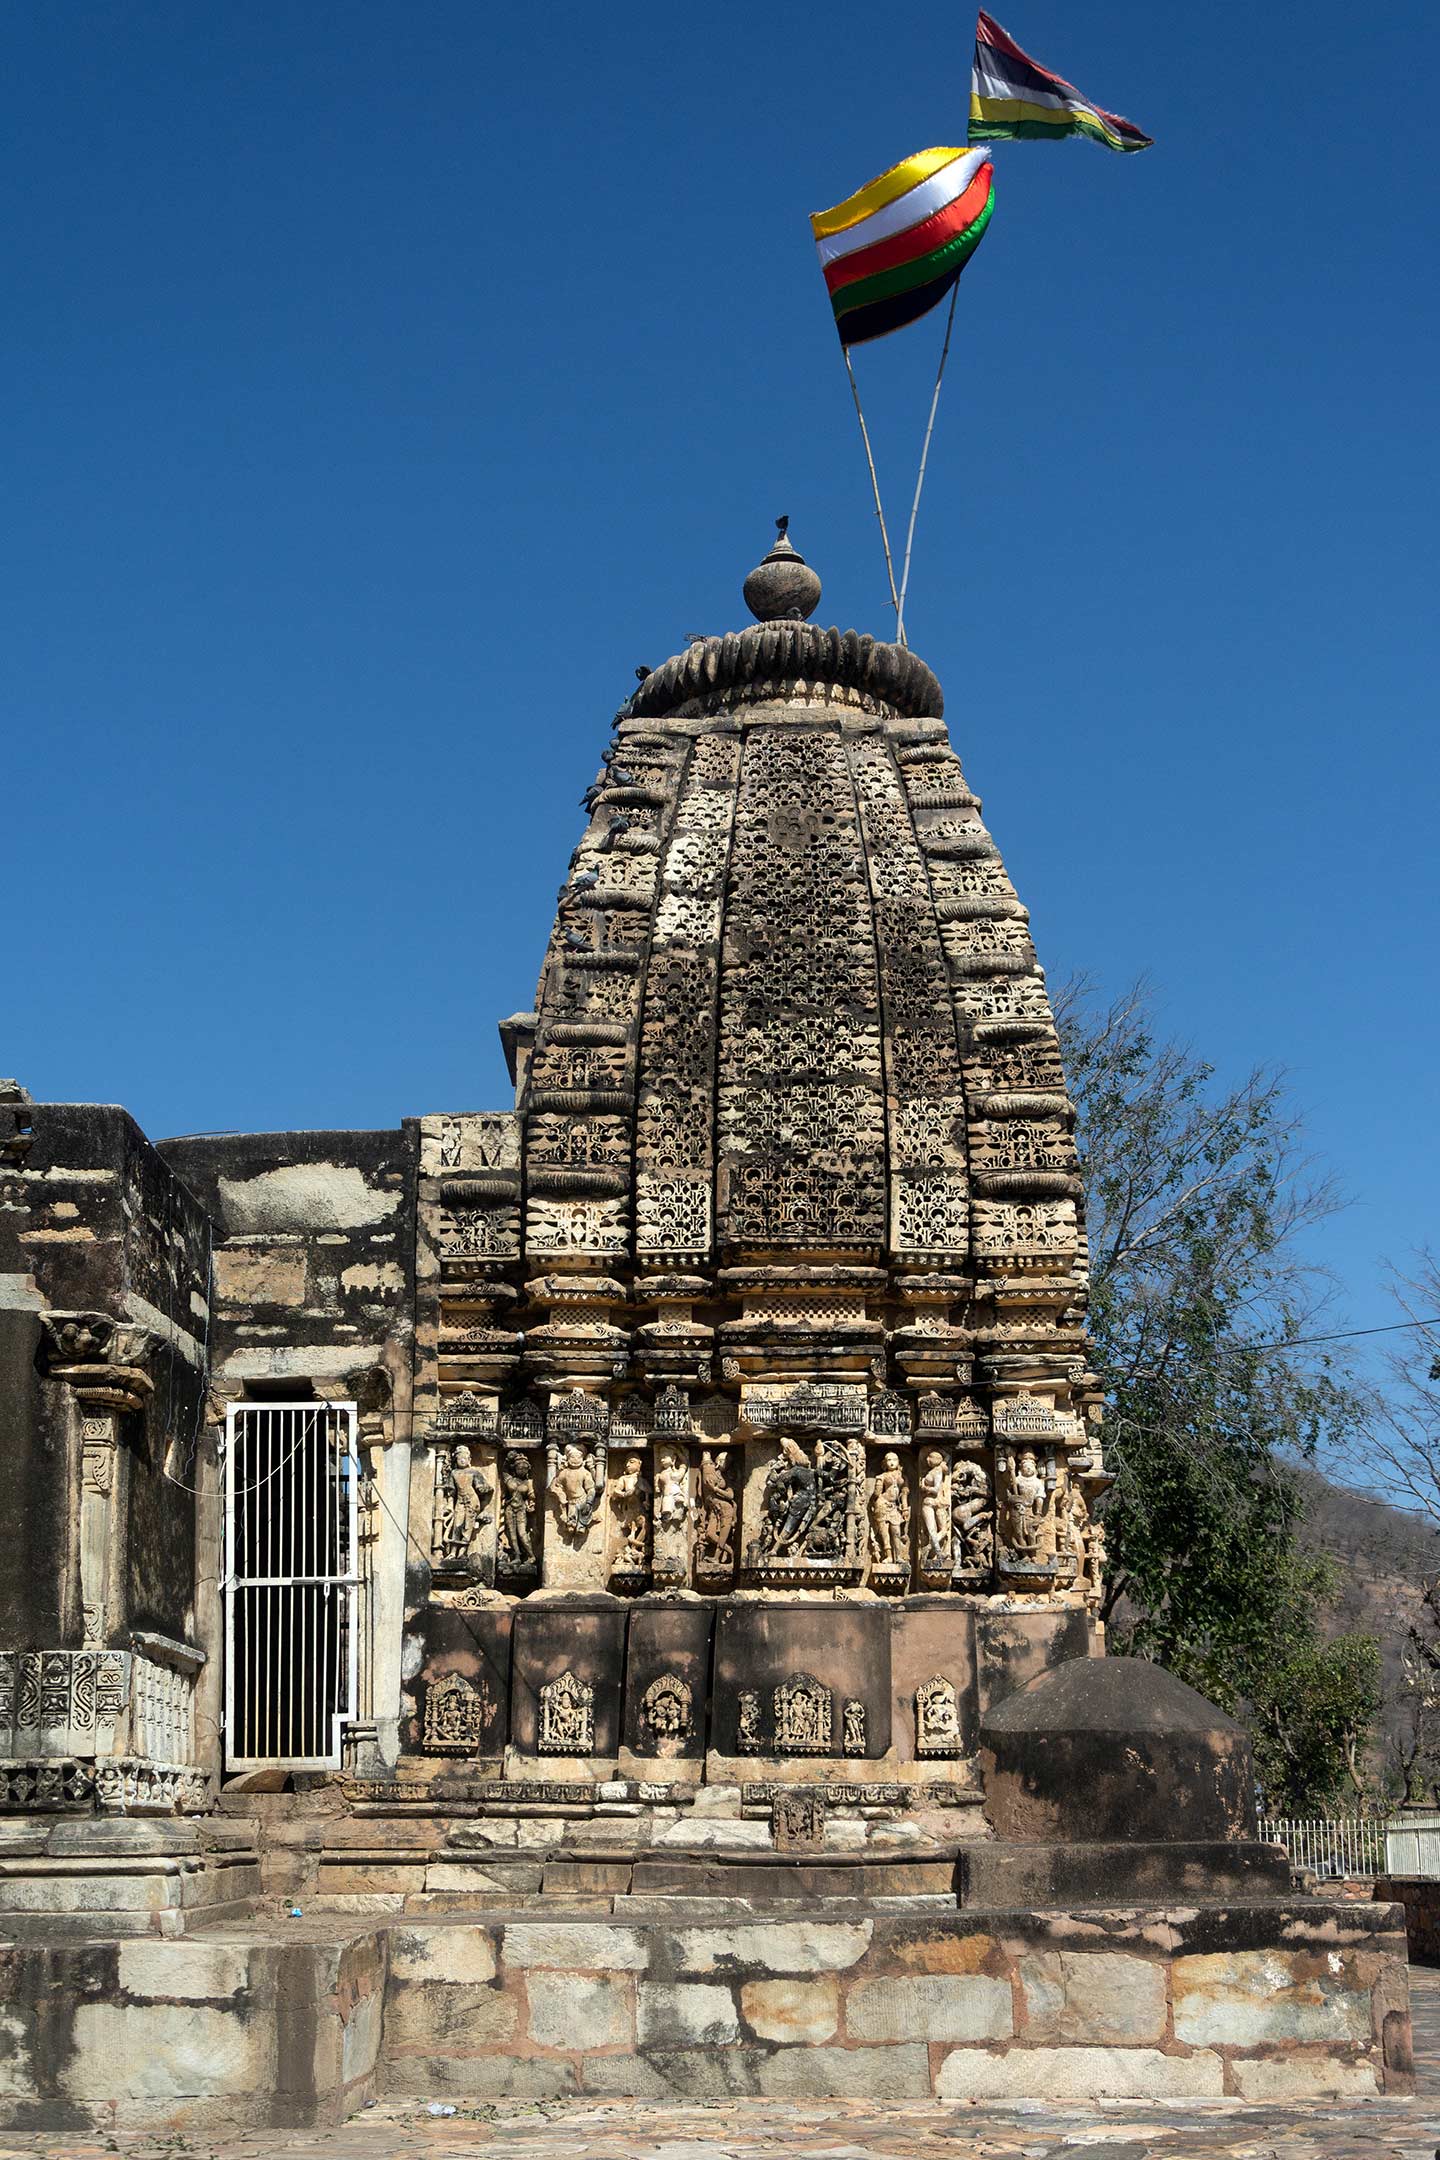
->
[538,1669,594,1754]
[499,1449,536,1572]
[950,1457,993,1575]
[737,1689,762,1752]
[698,1449,736,1571]
[437,1446,492,1571]
[843,1698,866,1755]
[915,1673,961,1757]
[868,1450,910,1568]
[774,1672,832,1755]
[640,1673,693,1756]
[424,1671,484,1753]
[550,1443,601,1541]
[919,1449,950,1569]
[998,1448,1049,1556]
[760,1437,817,1556]
[655,1448,692,1529]
[611,1453,650,1568]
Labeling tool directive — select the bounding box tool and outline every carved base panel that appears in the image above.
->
[0,1757,211,1815]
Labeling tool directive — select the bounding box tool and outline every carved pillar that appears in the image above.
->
[38,1312,155,1647]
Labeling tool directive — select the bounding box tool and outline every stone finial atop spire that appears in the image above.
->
[742,517,822,623]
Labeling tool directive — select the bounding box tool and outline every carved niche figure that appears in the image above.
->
[774,1672,832,1756]
[759,1437,817,1556]
[772,1792,826,1849]
[498,1450,536,1574]
[915,1674,961,1758]
[868,1451,910,1570]
[538,1670,594,1755]
[737,1689,762,1752]
[997,1448,1051,1558]
[640,1673,694,1757]
[550,1443,602,1541]
[610,1453,651,1572]
[697,1449,736,1572]
[843,1699,866,1756]
[918,1450,951,1570]
[950,1457,993,1576]
[655,1448,692,1529]
[423,1671,485,1754]
[433,1446,492,1573]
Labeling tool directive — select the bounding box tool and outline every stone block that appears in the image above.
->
[637,1981,741,2047]
[847,1972,1012,2044]
[937,2044,1226,2101]
[757,2043,933,2099]
[384,1981,518,2052]
[667,1920,872,1973]
[389,1927,498,1984]
[713,1602,892,1758]
[385,2054,578,2097]
[340,1985,384,2086]
[526,1971,632,2051]
[1172,1951,1371,2046]
[1020,1951,1165,2045]
[1229,2053,1382,2099]
[741,1977,839,2044]
[214,1247,306,1306]
[68,2001,272,2102]
[583,2050,761,2099]
[623,1603,713,1759]
[117,1940,251,2001]
[502,1922,648,1970]
[657,1818,773,1849]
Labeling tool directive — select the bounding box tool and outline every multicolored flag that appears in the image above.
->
[969,12,1153,153]
[811,146,994,348]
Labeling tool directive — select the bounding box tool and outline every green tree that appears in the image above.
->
[1057,979,1379,1814]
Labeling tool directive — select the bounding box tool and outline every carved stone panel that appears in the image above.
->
[915,1674,962,1758]
[639,1674,693,1758]
[423,1671,485,1754]
[538,1670,595,1756]
[773,1672,832,1756]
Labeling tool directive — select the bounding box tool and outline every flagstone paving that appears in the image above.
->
[13,1964,1440,2160]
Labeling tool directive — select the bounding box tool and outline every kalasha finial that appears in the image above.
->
[742,517,822,623]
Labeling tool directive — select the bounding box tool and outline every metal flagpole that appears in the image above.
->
[843,346,902,638]
[895,276,961,648]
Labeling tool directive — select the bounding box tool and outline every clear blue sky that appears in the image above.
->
[7,0,1438,1346]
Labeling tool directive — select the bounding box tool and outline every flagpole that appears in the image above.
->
[895,276,961,648]
[843,346,902,639]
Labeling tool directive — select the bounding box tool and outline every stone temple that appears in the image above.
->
[0,529,1412,2126]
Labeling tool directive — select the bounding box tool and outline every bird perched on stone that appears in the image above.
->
[563,928,590,951]
[609,767,635,788]
[634,666,651,681]
[602,816,631,851]
[580,784,601,811]
[569,868,599,892]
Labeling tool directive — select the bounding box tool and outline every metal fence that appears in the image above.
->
[1260,1816,1389,1879]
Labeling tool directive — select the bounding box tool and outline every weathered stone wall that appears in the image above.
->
[0,1102,210,1649]
[1374,1875,1440,1963]
[0,1902,1410,2128]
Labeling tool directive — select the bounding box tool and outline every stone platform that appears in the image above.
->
[16,1960,1440,2160]
[0,1897,1412,2130]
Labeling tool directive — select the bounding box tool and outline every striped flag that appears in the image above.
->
[811,147,994,348]
[970,12,1153,153]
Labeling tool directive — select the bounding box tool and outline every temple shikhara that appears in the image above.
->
[0,531,1413,2126]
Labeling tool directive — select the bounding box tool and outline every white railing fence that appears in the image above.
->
[1260,1816,1389,1879]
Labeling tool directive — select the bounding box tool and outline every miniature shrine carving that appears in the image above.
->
[774,1672,832,1756]
[915,1674,962,1758]
[640,1673,693,1756]
[424,1672,485,1754]
[538,1670,594,1755]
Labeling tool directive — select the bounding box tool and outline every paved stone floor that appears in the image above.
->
[14,1967,1440,2160]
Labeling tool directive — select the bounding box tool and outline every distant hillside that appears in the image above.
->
[1295,1464,1440,1791]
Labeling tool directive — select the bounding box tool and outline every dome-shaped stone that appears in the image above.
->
[742,520,822,622]
[980,1657,1257,1844]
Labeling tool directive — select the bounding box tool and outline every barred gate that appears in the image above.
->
[1260,1816,1388,1879]
[223,1402,359,1770]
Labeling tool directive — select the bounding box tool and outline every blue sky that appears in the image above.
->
[7,0,1438,1350]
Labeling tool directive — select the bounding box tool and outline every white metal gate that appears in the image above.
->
[224,1402,359,1770]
